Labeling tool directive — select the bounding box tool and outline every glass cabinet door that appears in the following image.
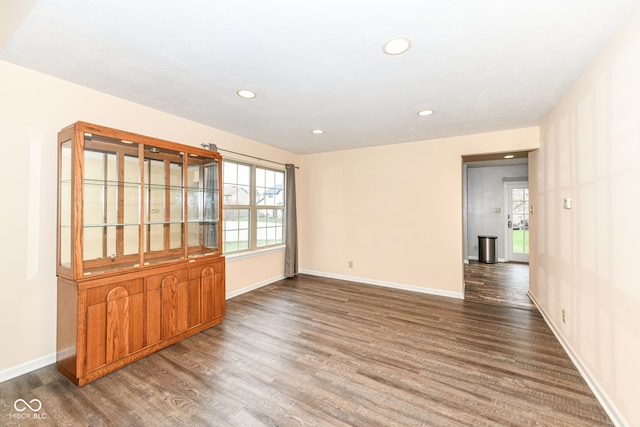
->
[58,140,72,272]
[82,133,141,275]
[143,146,185,265]
[187,156,220,257]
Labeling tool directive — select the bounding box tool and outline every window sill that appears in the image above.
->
[224,245,285,262]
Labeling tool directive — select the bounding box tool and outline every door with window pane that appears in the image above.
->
[506,182,529,263]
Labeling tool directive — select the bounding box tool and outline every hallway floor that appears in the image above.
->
[464,261,533,310]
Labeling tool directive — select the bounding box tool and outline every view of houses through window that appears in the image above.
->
[222,160,285,253]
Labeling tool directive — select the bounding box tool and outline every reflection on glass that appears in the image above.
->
[169,162,183,249]
[82,134,140,271]
[146,158,165,252]
[60,141,72,268]
[124,155,140,255]
[187,157,219,255]
[144,148,184,263]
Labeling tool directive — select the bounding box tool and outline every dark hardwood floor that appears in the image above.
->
[464,261,533,310]
[1,274,611,426]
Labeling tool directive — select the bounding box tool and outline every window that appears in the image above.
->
[222,160,285,253]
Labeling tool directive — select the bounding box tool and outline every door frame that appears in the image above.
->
[504,181,529,263]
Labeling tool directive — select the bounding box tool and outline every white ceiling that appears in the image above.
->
[2,1,638,154]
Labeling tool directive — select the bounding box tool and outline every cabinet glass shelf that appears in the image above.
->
[81,179,141,187]
[145,183,183,190]
[83,222,141,228]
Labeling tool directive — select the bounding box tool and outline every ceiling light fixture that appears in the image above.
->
[417,109,435,116]
[311,129,324,135]
[504,154,515,159]
[383,37,412,55]
[236,89,256,99]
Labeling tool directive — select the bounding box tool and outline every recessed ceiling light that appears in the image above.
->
[417,109,435,116]
[236,89,256,99]
[504,154,515,159]
[311,129,324,135]
[383,37,411,55]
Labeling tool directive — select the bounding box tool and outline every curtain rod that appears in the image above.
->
[201,144,299,169]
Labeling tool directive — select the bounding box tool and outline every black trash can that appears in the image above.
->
[478,235,497,264]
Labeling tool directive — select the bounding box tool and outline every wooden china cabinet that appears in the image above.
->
[56,122,225,386]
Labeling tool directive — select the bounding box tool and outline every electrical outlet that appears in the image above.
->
[348,260,353,268]
[562,309,566,323]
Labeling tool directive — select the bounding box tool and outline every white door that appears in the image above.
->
[506,182,529,263]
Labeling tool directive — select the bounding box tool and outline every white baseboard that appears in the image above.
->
[467,256,507,263]
[300,269,464,300]
[226,275,285,300]
[0,352,56,384]
[528,292,628,427]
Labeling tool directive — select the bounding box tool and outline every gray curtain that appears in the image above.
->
[284,164,298,277]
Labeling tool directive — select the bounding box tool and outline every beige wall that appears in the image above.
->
[531,6,640,426]
[298,128,539,295]
[0,60,298,375]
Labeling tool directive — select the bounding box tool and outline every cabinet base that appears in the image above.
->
[58,316,224,386]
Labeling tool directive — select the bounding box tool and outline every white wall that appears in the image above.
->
[0,0,37,52]
[298,128,538,296]
[0,60,298,377]
[531,6,640,426]
[467,164,528,260]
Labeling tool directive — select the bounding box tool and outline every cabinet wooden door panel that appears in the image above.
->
[85,285,144,373]
[214,267,226,319]
[199,261,225,323]
[161,274,191,339]
[85,302,106,372]
[187,279,202,328]
[200,266,216,322]
[106,287,130,363]
[146,286,162,346]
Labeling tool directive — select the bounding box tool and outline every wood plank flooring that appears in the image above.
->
[0,274,611,426]
[464,261,533,310]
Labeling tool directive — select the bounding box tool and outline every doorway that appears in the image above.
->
[463,152,531,309]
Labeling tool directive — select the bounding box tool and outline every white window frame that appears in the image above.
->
[222,160,285,254]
